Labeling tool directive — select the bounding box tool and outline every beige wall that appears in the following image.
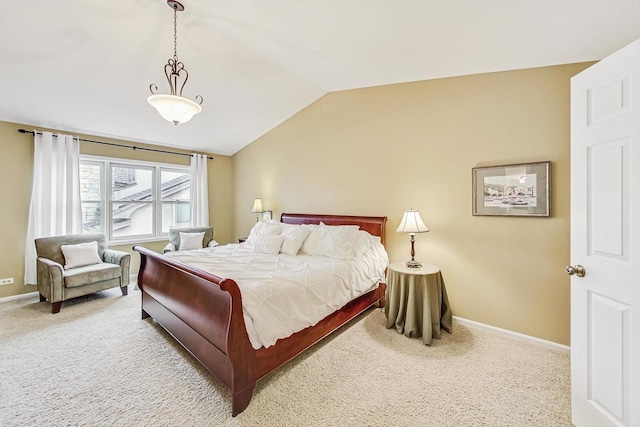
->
[232,62,594,346]
[0,120,233,299]
[1,62,592,344]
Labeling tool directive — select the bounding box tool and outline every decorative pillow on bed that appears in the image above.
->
[326,224,359,259]
[279,224,311,256]
[299,223,330,256]
[300,223,359,259]
[352,230,373,258]
[253,234,286,255]
[262,222,283,235]
[246,221,283,245]
[245,222,264,244]
[60,241,103,270]
[179,232,205,251]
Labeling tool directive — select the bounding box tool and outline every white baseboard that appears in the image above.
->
[454,316,570,353]
[0,291,39,304]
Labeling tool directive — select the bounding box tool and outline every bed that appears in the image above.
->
[133,213,388,416]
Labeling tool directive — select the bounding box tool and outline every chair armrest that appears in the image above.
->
[38,257,64,270]
[163,243,176,253]
[36,257,64,302]
[103,249,131,286]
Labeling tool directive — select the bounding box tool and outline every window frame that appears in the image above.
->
[80,155,191,245]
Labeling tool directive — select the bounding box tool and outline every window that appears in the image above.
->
[79,160,104,233]
[111,164,154,238]
[79,156,191,242]
[160,169,191,233]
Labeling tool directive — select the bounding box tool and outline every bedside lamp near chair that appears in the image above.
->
[396,209,429,268]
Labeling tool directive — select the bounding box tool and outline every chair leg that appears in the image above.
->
[39,293,46,302]
[121,285,128,296]
[51,301,62,314]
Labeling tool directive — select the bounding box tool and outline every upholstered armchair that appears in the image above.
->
[163,226,217,253]
[35,234,131,314]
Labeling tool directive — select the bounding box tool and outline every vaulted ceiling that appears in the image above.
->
[2,1,638,155]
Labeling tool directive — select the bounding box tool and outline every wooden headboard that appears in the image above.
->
[280,213,387,246]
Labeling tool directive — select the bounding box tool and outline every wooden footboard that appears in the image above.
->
[135,245,257,414]
[134,213,387,416]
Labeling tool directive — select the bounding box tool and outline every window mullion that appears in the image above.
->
[154,166,160,237]
[106,161,113,241]
[100,161,106,238]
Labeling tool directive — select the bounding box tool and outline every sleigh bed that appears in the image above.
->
[133,213,387,416]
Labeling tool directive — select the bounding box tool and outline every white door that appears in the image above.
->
[570,39,640,427]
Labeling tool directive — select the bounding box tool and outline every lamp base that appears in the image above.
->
[405,260,422,268]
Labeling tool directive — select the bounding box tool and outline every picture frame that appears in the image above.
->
[472,161,551,217]
[262,210,272,221]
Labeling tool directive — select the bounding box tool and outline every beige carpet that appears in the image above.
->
[0,288,571,426]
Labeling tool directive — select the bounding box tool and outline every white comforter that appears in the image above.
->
[165,240,388,349]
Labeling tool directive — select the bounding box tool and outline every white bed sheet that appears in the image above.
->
[165,238,388,349]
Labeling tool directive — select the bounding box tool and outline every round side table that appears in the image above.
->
[384,261,453,345]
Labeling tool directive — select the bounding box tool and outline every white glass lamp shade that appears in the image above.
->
[396,209,429,234]
[147,94,202,125]
[251,198,264,213]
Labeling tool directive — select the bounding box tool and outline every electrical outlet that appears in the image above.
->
[0,278,14,285]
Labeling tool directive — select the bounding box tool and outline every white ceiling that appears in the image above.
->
[2,1,638,156]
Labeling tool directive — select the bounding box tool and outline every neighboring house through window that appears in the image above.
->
[80,156,191,243]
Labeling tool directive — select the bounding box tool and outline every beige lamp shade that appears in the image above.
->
[397,209,429,268]
[251,198,264,213]
[396,209,429,234]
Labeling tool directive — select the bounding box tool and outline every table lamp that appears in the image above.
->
[396,209,429,268]
[251,198,264,222]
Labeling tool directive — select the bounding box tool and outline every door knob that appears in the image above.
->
[565,265,586,277]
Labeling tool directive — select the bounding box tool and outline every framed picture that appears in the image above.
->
[472,161,551,217]
[262,210,272,221]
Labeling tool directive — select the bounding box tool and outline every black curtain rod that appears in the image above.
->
[17,129,213,160]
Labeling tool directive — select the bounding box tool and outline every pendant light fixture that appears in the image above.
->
[148,0,203,125]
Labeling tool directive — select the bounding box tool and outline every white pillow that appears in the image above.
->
[246,221,283,245]
[300,223,359,259]
[352,230,373,258]
[325,224,359,259]
[261,222,283,235]
[300,223,332,256]
[253,234,285,255]
[179,232,205,251]
[279,224,311,256]
[60,241,103,270]
[245,222,265,244]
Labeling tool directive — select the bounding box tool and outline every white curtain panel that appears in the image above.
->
[24,132,82,285]
[190,153,209,227]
